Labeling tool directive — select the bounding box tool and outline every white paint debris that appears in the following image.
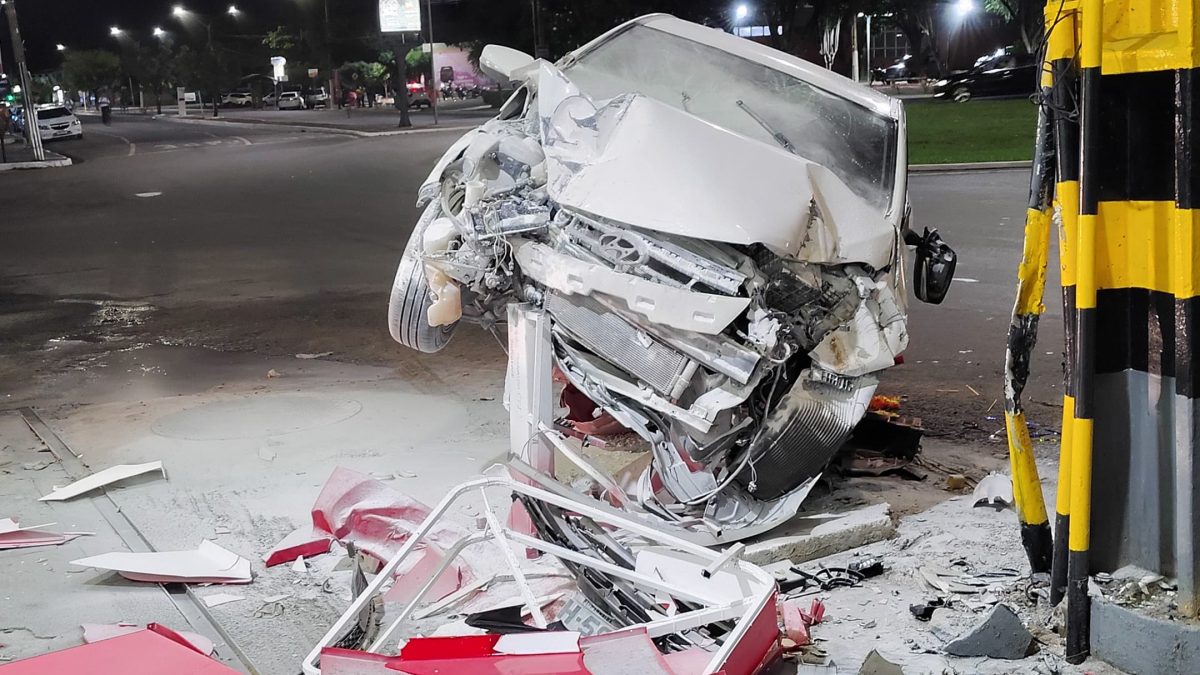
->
[202,593,245,608]
[134,192,163,198]
[39,461,165,501]
[295,352,333,360]
[71,539,252,584]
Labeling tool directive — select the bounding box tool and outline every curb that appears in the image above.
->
[160,114,476,138]
[910,160,1032,173]
[0,155,73,171]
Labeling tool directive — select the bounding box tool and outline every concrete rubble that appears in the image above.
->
[942,603,1035,659]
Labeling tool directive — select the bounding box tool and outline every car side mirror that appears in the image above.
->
[908,227,956,304]
[479,45,536,85]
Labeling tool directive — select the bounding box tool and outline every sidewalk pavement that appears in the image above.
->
[0,135,72,170]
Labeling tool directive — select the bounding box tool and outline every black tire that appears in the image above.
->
[953,86,972,103]
[387,202,458,353]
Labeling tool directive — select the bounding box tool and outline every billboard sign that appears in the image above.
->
[379,0,421,33]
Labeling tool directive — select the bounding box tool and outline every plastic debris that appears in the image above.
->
[263,527,334,567]
[71,540,252,584]
[39,461,165,502]
[0,518,85,550]
[972,473,1014,509]
[4,626,235,673]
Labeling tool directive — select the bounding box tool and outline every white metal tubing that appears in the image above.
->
[301,476,776,674]
[368,532,491,653]
[412,571,572,620]
[642,600,753,637]
[302,479,498,674]
[481,491,548,628]
[503,530,726,607]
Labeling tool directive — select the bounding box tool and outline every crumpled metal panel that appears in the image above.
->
[545,292,694,398]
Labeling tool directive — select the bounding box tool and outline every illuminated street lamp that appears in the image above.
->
[109,26,123,37]
[735,4,749,21]
[227,4,240,16]
[56,43,66,51]
[153,26,166,38]
[172,5,187,18]
[955,0,975,17]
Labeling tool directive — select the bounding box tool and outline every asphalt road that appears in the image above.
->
[0,115,1064,435]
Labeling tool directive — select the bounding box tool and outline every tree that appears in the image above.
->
[62,49,121,104]
[984,0,1042,53]
[173,45,234,112]
[130,43,176,115]
[405,48,432,85]
[30,74,59,104]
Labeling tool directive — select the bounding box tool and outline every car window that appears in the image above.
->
[38,107,72,119]
[565,24,898,212]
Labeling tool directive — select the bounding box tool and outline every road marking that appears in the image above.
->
[957,278,980,283]
[135,191,163,198]
[89,128,136,156]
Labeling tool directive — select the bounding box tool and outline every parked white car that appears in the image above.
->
[388,14,956,539]
[305,87,329,108]
[32,105,83,141]
[277,91,306,110]
[221,91,253,107]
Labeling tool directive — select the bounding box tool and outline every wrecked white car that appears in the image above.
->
[389,14,954,539]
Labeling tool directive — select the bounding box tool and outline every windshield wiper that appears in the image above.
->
[736,99,797,155]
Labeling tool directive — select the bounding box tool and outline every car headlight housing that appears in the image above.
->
[935,79,949,87]
[38,124,50,130]
[71,119,80,125]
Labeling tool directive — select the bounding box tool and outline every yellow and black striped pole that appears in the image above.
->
[1064,0,1102,662]
[1002,75,1055,575]
[1045,2,1080,610]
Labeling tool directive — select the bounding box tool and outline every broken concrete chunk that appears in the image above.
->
[858,649,905,675]
[942,603,1035,659]
[743,503,894,566]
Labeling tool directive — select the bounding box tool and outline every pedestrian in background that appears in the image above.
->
[99,93,112,125]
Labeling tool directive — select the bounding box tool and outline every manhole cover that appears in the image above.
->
[152,394,363,440]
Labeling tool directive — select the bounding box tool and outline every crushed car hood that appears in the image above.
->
[535,63,897,269]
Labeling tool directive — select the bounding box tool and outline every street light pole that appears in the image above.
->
[425,0,437,125]
[2,0,44,160]
[852,12,860,82]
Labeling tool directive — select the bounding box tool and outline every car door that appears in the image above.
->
[998,59,1038,97]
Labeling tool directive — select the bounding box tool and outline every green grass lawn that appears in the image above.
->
[905,98,1038,165]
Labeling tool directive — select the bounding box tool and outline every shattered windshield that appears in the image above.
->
[563,25,897,212]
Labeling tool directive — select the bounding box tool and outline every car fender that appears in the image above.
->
[416,128,482,207]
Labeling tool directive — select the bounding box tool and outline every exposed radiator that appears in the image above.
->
[545,292,696,399]
[736,375,876,500]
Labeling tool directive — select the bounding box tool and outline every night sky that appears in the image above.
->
[3,0,389,74]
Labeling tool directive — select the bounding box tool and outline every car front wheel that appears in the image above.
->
[387,201,458,353]
[953,86,972,103]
